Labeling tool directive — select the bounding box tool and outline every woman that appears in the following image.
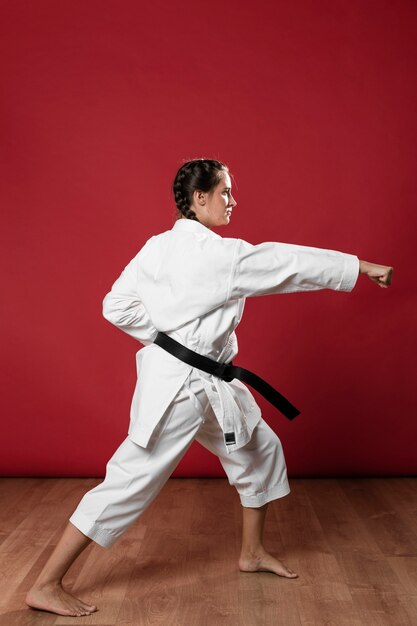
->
[26,158,393,617]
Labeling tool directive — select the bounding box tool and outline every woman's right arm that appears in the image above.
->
[102,255,158,346]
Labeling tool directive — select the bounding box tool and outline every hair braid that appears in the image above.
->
[173,163,199,221]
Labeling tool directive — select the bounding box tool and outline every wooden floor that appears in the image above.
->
[0,478,416,625]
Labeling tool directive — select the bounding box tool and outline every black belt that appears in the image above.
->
[153,332,300,421]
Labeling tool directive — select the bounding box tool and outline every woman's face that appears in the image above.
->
[191,171,237,228]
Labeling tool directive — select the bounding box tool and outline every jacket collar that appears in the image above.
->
[171,218,222,239]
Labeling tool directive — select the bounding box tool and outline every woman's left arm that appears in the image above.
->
[358,260,393,288]
[227,238,394,301]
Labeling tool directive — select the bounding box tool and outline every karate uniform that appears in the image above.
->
[69,218,360,548]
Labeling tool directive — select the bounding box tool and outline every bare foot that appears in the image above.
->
[239,550,298,578]
[25,582,98,617]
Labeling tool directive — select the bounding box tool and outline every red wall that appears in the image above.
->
[1,1,416,477]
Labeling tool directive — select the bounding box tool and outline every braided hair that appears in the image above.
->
[172,158,229,222]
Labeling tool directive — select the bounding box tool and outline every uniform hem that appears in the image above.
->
[69,511,119,549]
[339,255,360,291]
[239,480,291,508]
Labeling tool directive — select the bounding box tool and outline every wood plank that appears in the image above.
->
[304,478,382,554]
[348,584,417,626]
[338,479,417,557]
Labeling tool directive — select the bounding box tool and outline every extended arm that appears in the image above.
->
[228,239,361,300]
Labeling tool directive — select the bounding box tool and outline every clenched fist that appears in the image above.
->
[359,260,393,288]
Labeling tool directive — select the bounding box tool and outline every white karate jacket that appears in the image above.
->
[102,218,360,453]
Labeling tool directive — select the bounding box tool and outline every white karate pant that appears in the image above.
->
[69,370,290,548]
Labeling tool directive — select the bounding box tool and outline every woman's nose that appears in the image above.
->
[230,195,237,207]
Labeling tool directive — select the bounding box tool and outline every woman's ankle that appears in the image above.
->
[240,545,267,559]
[31,577,63,590]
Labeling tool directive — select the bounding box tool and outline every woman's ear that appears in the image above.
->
[193,189,206,207]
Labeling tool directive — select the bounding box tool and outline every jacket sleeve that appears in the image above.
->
[227,238,360,300]
[102,255,158,345]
